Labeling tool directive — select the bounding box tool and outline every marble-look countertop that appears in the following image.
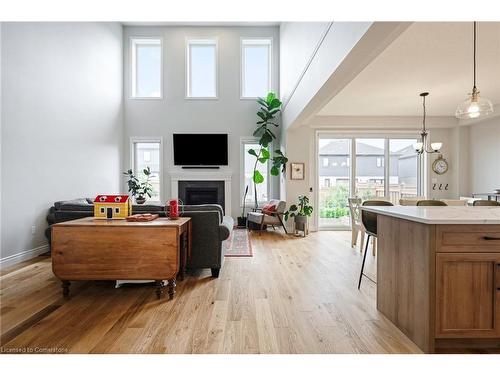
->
[360,206,500,225]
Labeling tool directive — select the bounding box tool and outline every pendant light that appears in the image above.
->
[455,22,494,119]
[413,92,442,154]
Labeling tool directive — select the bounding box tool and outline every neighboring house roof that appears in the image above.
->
[319,140,385,155]
[319,140,417,156]
[94,195,130,203]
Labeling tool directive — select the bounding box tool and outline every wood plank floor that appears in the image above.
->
[0,231,493,354]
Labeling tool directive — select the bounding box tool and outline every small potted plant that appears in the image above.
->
[123,167,154,204]
[237,185,249,228]
[284,195,313,236]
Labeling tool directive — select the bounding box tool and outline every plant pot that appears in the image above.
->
[294,215,308,235]
[135,196,146,205]
[237,217,247,228]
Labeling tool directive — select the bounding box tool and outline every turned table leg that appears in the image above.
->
[167,278,176,300]
[155,280,164,299]
[62,280,71,298]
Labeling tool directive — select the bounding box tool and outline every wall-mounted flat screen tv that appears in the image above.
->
[173,134,228,166]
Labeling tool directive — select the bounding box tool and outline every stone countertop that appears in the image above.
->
[360,206,500,225]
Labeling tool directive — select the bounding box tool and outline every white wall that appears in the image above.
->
[123,26,280,218]
[0,22,3,258]
[279,22,331,107]
[468,117,500,194]
[1,23,123,265]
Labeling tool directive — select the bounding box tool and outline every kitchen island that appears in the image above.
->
[360,206,500,353]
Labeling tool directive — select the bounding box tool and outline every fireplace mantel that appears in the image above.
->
[169,169,233,216]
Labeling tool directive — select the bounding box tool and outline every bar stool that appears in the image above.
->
[473,200,500,206]
[358,200,393,289]
[416,200,447,206]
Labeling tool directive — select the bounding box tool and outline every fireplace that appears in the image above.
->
[178,180,225,211]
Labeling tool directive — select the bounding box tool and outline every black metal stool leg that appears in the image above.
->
[358,234,370,289]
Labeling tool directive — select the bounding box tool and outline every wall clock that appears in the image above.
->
[432,154,449,175]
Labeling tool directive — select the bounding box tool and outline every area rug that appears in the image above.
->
[223,228,253,257]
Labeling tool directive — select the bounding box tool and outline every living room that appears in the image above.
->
[1,0,500,372]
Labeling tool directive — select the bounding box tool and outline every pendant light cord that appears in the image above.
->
[422,94,426,132]
[473,21,477,88]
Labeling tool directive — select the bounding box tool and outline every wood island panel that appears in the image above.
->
[377,214,436,353]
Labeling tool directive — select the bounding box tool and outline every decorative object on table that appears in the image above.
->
[290,163,305,180]
[93,195,131,219]
[223,228,253,257]
[247,92,288,210]
[495,188,500,194]
[123,166,154,204]
[455,22,494,120]
[432,154,449,175]
[247,200,287,233]
[413,92,443,155]
[284,195,313,237]
[237,185,249,228]
[126,213,159,222]
[167,198,183,220]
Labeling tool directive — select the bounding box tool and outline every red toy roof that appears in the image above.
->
[94,195,130,203]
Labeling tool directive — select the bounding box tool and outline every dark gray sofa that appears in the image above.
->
[46,199,233,277]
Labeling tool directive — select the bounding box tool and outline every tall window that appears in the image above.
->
[186,39,217,98]
[241,140,269,205]
[241,38,272,98]
[131,139,162,202]
[130,38,162,98]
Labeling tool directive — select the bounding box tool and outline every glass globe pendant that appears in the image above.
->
[455,22,494,120]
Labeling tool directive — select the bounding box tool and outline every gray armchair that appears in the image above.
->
[247,199,287,234]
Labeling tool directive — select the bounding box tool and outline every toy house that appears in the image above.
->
[94,195,131,219]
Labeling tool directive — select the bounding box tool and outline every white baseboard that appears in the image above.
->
[0,244,49,269]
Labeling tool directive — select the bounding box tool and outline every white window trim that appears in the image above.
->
[240,137,272,207]
[240,37,273,100]
[129,137,164,203]
[185,38,219,99]
[129,37,163,100]
[315,131,424,230]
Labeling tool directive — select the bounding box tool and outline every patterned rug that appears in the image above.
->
[223,228,253,257]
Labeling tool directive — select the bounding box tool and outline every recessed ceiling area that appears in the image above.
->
[317,22,500,117]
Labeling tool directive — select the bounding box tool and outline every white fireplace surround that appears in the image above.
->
[170,169,233,215]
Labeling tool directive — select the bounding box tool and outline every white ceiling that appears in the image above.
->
[318,22,500,117]
[122,22,280,27]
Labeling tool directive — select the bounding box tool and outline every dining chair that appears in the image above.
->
[358,200,393,289]
[441,199,467,206]
[399,196,426,206]
[416,200,448,206]
[348,198,364,250]
[473,200,500,206]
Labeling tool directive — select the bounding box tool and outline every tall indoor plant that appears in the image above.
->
[248,92,288,209]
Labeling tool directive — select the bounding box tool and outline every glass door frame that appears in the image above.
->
[315,131,424,231]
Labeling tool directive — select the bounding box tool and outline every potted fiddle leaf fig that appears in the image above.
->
[248,92,288,209]
[284,195,314,235]
[237,185,249,228]
[123,167,154,204]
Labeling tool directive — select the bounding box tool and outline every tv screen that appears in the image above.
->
[173,134,228,166]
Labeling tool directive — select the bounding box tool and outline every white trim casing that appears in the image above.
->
[185,38,218,99]
[129,137,164,203]
[129,37,163,100]
[240,37,273,100]
[0,244,49,269]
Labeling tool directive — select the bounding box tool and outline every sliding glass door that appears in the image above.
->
[317,134,421,229]
[318,138,352,228]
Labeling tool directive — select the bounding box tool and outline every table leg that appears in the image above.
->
[155,280,164,299]
[167,278,176,300]
[62,280,71,298]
